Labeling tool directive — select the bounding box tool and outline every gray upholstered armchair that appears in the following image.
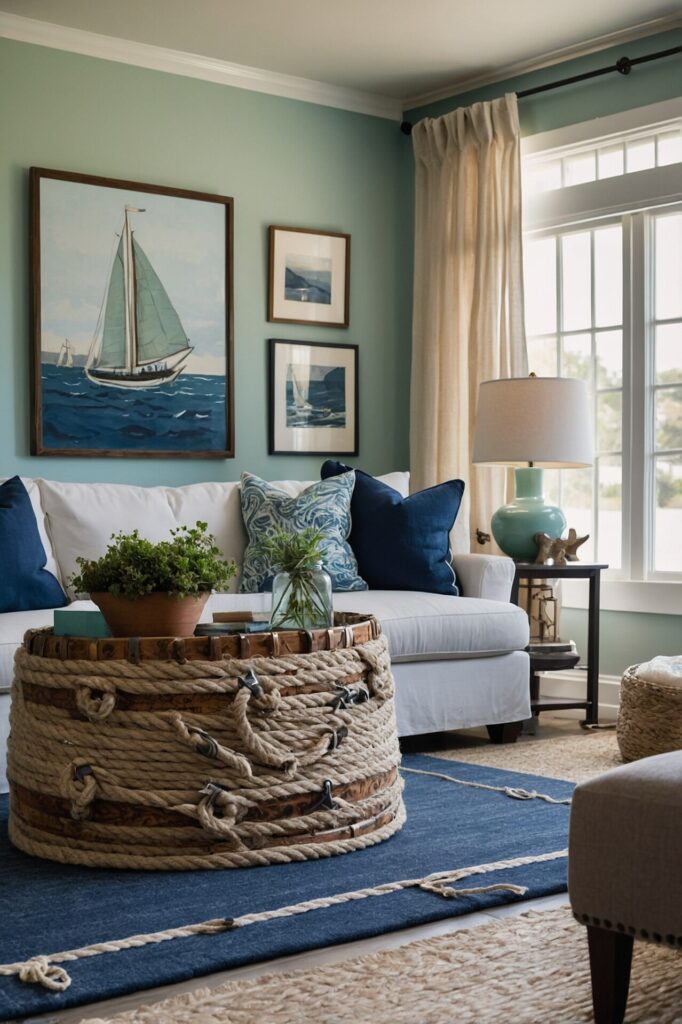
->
[569,751,682,1023]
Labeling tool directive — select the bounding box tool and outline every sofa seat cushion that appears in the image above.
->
[206,590,528,662]
[0,606,58,692]
[334,591,529,661]
[0,589,528,694]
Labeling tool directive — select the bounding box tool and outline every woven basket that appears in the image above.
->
[617,664,682,762]
[8,614,405,870]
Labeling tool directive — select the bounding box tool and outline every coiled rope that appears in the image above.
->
[8,628,405,869]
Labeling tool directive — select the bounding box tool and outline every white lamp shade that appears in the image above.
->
[472,376,593,468]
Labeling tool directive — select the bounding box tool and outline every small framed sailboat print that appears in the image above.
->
[269,339,358,455]
[30,168,234,458]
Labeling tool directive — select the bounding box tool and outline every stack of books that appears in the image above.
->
[527,640,577,656]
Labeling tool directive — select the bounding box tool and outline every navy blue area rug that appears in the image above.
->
[0,754,573,1022]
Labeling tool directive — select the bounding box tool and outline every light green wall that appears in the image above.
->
[404,29,682,671]
[0,37,410,486]
[562,608,682,678]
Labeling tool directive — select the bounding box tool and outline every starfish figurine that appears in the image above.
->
[564,528,589,562]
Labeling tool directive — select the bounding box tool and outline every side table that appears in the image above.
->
[511,562,607,727]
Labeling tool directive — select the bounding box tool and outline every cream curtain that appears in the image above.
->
[410,93,528,554]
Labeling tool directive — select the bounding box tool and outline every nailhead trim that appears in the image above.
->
[572,911,681,948]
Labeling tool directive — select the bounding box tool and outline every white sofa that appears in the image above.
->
[0,475,530,791]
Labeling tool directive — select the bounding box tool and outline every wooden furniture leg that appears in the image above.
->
[586,925,634,1024]
[486,721,522,744]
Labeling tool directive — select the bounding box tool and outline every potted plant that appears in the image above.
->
[70,522,236,637]
[258,528,333,631]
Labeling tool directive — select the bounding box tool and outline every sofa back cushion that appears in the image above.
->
[35,472,411,598]
[38,480,179,597]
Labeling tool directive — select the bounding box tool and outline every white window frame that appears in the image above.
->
[522,98,682,615]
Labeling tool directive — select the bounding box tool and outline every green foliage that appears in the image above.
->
[70,522,236,599]
[255,527,325,575]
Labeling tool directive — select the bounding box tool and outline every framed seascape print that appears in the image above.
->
[268,226,350,327]
[30,167,234,458]
[269,339,358,456]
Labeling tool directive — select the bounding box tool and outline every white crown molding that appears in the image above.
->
[402,13,682,112]
[0,11,403,122]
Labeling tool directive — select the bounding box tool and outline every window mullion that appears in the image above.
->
[627,212,647,580]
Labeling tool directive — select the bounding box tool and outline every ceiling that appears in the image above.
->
[0,0,679,106]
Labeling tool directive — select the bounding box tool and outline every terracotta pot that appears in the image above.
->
[91,591,210,638]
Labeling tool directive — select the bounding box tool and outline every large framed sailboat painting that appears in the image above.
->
[30,168,234,458]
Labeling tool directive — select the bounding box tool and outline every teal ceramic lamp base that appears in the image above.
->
[491,467,566,562]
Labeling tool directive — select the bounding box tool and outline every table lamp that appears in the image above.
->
[472,375,593,561]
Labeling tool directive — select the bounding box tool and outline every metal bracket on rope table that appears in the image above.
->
[329,684,370,710]
[308,779,339,813]
[190,726,219,759]
[237,668,264,699]
[201,782,226,812]
[327,726,348,752]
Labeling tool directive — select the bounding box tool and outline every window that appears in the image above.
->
[652,211,682,574]
[522,101,682,597]
[525,122,682,194]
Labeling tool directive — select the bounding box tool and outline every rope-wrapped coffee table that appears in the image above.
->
[8,613,405,869]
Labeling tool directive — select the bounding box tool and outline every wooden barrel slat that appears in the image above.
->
[11,803,399,852]
[20,670,367,714]
[23,613,379,664]
[11,768,397,830]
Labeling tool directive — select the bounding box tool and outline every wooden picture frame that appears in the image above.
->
[30,167,234,458]
[268,226,350,327]
[269,339,358,456]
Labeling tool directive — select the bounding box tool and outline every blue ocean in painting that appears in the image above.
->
[284,265,332,304]
[41,364,226,452]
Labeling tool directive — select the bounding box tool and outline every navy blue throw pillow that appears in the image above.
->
[0,476,68,613]
[321,461,465,595]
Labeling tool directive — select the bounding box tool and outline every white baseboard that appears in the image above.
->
[537,669,621,721]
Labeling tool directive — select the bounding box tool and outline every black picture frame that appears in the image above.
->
[269,338,358,456]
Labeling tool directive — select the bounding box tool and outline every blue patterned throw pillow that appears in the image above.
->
[239,472,367,593]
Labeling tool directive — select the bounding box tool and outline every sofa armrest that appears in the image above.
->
[451,553,516,602]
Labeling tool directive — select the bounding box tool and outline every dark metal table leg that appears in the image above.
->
[582,571,600,726]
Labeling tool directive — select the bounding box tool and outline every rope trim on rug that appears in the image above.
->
[0,848,568,992]
[400,766,572,805]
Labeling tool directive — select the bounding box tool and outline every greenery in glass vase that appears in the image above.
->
[257,528,331,630]
[70,522,236,599]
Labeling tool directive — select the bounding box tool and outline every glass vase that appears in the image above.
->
[269,563,333,631]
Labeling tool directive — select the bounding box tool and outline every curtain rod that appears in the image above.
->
[400,45,681,135]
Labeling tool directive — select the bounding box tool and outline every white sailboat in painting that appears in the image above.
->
[86,206,192,389]
[56,338,74,368]
[291,367,314,414]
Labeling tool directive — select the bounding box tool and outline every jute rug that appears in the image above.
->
[81,906,682,1024]
[429,728,622,783]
